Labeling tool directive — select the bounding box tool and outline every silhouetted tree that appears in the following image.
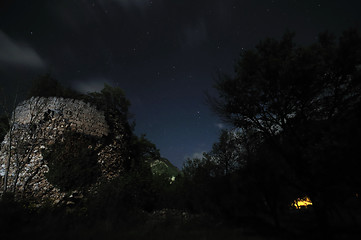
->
[43,131,101,192]
[83,84,136,172]
[27,74,80,99]
[2,97,50,194]
[209,29,361,227]
[130,134,161,168]
[181,129,254,220]
[0,114,9,142]
[204,129,246,176]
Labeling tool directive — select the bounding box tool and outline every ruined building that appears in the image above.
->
[0,97,129,204]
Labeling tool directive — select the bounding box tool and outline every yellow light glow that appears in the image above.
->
[292,196,312,209]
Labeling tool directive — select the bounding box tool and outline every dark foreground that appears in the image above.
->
[1,200,360,240]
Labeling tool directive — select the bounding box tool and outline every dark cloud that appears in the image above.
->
[0,30,45,68]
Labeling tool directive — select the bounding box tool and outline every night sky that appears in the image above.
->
[1,0,360,168]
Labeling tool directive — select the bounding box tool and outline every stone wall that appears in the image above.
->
[13,97,109,137]
[0,97,124,204]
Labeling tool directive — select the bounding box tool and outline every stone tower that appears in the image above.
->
[0,97,127,204]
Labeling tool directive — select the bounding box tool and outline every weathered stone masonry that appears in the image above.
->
[13,97,109,137]
[0,97,124,203]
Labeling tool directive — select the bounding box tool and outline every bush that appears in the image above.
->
[43,131,101,192]
[27,74,81,99]
[0,114,9,142]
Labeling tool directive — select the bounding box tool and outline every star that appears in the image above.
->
[196,111,201,119]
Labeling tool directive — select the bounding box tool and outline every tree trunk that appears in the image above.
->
[2,93,17,194]
[3,126,12,193]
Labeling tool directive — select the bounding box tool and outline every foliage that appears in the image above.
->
[208,29,361,226]
[83,84,135,169]
[83,83,132,134]
[27,73,80,99]
[131,134,161,164]
[131,134,179,177]
[181,131,251,220]
[211,30,361,133]
[0,192,31,234]
[43,131,101,192]
[204,129,246,176]
[150,158,179,177]
[2,30,361,236]
[87,162,155,222]
[85,84,130,116]
[0,114,9,142]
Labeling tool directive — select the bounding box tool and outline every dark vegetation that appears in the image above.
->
[44,132,101,192]
[1,29,361,239]
[26,73,81,100]
[0,114,8,142]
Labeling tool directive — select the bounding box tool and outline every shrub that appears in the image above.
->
[43,131,101,192]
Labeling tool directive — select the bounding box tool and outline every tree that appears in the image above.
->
[130,134,161,167]
[181,129,253,219]
[1,96,50,193]
[43,131,101,192]
[204,129,246,176]
[26,74,80,99]
[211,30,361,134]
[1,76,81,194]
[0,85,21,194]
[0,114,9,143]
[83,84,135,168]
[209,29,361,226]
[84,83,131,124]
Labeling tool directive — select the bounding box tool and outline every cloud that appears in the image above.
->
[215,123,225,129]
[0,30,45,68]
[184,151,206,160]
[192,151,205,159]
[72,78,111,93]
